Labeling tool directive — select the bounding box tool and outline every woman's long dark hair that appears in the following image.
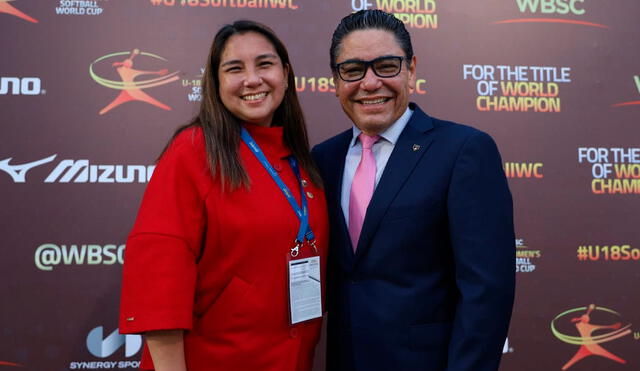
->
[162,20,321,190]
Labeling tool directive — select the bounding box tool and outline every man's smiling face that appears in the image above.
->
[334,29,416,135]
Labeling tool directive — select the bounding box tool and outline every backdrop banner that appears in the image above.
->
[1,1,639,370]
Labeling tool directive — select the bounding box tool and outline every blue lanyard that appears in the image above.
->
[240,128,315,255]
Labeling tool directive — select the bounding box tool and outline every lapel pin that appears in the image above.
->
[412,144,421,151]
[301,179,308,187]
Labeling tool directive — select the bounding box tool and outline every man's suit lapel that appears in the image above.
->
[355,105,435,261]
[324,130,357,265]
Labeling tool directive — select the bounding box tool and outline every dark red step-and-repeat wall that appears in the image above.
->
[1,1,639,370]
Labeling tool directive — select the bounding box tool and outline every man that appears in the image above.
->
[312,10,515,371]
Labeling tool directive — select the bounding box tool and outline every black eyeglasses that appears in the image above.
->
[334,56,404,82]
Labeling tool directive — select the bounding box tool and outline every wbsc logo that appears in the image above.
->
[492,0,608,29]
[0,77,43,95]
[68,326,142,369]
[0,155,154,183]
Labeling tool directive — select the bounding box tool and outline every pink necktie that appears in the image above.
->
[349,133,379,251]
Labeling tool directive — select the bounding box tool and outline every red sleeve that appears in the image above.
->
[119,128,211,334]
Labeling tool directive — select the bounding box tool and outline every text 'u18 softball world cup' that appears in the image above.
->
[463,64,571,112]
[578,147,640,194]
[351,0,437,29]
[516,238,541,273]
[55,1,104,16]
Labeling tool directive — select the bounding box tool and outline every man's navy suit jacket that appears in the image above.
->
[311,103,515,371]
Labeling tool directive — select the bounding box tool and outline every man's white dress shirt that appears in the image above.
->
[341,107,414,224]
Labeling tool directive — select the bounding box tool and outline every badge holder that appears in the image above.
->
[286,235,322,326]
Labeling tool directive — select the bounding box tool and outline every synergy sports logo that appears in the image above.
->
[463,64,571,113]
[0,155,155,183]
[612,75,640,108]
[493,0,608,29]
[551,304,632,370]
[0,0,38,23]
[351,0,437,29]
[86,327,141,358]
[90,49,179,115]
[149,0,299,10]
[68,326,141,369]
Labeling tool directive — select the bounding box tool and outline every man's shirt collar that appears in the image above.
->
[349,106,414,147]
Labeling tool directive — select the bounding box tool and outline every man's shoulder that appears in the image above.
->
[433,117,484,138]
[421,115,501,161]
[411,105,485,141]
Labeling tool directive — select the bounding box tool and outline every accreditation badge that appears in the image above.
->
[287,253,322,325]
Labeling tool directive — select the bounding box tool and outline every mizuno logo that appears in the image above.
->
[44,160,154,183]
[0,155,155,183]
[0,77,42,95]
[0,155,57,182]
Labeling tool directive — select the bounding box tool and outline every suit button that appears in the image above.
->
[273,163,283,172]
[289,328,298,338]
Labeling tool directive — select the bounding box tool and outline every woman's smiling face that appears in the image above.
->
[218,31,289,126]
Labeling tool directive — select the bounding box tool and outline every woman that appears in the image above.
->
[119,20,327,371]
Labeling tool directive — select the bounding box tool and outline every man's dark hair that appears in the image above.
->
[330,9,413,70]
